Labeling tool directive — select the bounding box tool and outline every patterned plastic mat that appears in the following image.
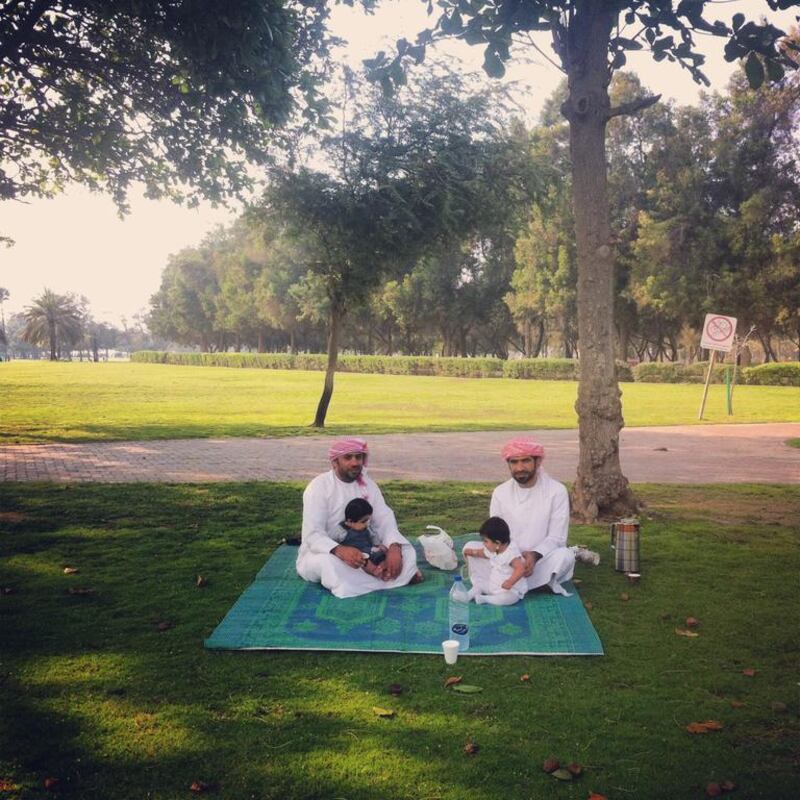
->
[204,538,603,656]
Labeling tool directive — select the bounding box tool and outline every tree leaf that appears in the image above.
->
[451,683,483,693]
[686,719,724,734]
[745,52,765,89]
[372,706,395,717]
[444,676,462,688]
[483,48,506,79]
[742,668,757,677]
[551,768,574,781]
[675,627,700,638]
[63,566,79,574]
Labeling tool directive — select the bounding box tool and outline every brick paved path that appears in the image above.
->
[1,423,798,484]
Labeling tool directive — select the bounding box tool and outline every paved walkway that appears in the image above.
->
[1,423,798,484]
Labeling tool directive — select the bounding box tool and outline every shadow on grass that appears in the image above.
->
[2,483,800,799]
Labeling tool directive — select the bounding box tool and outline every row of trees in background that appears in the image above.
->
[0,287,162,361]
[149,68,800,367]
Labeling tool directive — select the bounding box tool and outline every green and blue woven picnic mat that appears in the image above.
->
[204,537,603,656]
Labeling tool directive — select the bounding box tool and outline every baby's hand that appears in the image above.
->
[464,548,482,558]
[501,580,512,590]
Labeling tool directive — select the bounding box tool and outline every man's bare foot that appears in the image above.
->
[409,570,424,585]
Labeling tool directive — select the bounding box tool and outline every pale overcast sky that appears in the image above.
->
[1,0,796,325]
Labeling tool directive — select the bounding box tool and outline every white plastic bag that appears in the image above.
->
[418,525,458,571]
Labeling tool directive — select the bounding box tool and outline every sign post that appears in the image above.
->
[698,313,737,420]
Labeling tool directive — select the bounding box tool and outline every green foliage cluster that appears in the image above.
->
[743,362,800,387]
[132,350,505,377]
[1,482,799,799]
[632,361,729,384]
[504,358,635,382]
[132,350,797,385]
[0,1,339,208]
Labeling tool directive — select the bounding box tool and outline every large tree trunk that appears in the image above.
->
[561,4,639,522]
[312,305,342,428]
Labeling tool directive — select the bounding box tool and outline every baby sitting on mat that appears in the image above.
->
[339,498,388,578]
[463,516,526,606]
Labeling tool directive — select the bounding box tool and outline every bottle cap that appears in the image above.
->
[453,575,462,582]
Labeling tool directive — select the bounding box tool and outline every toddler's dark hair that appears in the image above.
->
[479,516,510,544]
[344,497,373,522]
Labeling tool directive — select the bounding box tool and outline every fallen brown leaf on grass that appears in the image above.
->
[706,783,723,797]
[372,706,395,718]
[68,587,95,596]
[742,668,757,677]
[685,616,700,628]
[584,601,593,610]
[567,762,583,777]
[388,683,403,696]
[464,740,479,756]
[155,621,173,631]
[572,578,582,585]
[63,567,79,575]
[542,757,560,773]
[620,592,630,601]
[729,700,746,709]
[196,575,208,588]
[551,768,574,781]
[520,674,530,682]
[189,780,214,793]
[771,701,788,713]
[675,627,700,638]
[686,720,724,734]
[720,780,737,792]
[443,676,462,688]
[43,777,59,791]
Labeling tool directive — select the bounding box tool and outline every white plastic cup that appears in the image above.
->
[442,639,460,665]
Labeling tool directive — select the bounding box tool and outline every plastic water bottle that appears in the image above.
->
[448,575,470,652]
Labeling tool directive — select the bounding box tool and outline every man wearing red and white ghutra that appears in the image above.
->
[463,437,577,597]
[297,437,422,599]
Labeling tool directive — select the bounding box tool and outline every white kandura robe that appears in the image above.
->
[296,469,418,599]
[463,470,575,596]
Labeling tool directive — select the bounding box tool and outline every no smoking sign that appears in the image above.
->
[700,313,737,352]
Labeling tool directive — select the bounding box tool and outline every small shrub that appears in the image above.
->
[743,362,800,387]
[632,361,728,384]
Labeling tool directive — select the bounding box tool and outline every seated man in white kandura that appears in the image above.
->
[296,437,422,599]
[463,437,578,597]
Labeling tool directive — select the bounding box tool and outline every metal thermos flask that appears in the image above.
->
[610,518,641,573]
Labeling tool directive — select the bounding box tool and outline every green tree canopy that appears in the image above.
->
[0,0,347,209]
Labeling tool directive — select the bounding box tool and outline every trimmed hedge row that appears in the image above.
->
[132,350,505,377]
[131,350,800,386]
[131,351,639,381]
[743,362,800,386]
[132,351,798,384]
[632,361,800,386]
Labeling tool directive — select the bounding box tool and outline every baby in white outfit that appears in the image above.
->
[463,516,527,606]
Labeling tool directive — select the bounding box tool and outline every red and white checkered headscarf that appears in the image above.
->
[328,437,369,495]
[501,437,545,461]
[328,437,369,465]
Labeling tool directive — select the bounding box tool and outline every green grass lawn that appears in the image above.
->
[1,361,798,443]
[1,482,798,799]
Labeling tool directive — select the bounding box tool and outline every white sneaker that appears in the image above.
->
[571,545,600,566]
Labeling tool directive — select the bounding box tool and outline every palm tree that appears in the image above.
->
[0,287,8,349]
[21,289,83,360]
